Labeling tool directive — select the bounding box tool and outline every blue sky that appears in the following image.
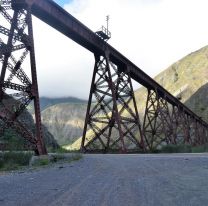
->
[54,0,72,6]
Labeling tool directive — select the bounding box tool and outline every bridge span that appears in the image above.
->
[0,0,208,154]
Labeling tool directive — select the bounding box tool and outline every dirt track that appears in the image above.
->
[1,153,208,206]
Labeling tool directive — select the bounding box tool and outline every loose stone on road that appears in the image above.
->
[1,154,208,206]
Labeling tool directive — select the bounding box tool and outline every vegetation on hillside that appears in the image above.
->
[0,108,59,152]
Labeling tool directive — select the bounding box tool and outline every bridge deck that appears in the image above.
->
[14,0,208,126]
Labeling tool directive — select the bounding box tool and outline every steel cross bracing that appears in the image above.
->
[0,0,208,153]
[0,0,46,155]
[142,89,208,151]
[82,53,144,153]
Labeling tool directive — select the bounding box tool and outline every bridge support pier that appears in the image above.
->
[142,89,193,151]
[142,89,208,151]
[81,52,144,153]
[142,89,170,151]
[0,1,46,155]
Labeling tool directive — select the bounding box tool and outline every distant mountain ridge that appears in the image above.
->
[40,97,87,111]
[27,96,87,114]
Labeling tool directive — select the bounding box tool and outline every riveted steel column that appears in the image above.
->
[142,89,166,151]
[27,5,46,155]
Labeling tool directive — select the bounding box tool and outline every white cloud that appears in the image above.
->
[32,0,208,98]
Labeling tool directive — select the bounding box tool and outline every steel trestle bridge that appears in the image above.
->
[0,0,208,155]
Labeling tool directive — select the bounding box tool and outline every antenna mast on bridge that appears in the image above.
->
[95,15,111,41]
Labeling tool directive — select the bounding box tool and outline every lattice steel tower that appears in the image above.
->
[0,0,47,155]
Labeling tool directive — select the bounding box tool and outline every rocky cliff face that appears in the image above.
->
[41,103,87,146]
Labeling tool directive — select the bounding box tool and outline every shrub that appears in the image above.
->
[70,153,82,161]
[191,145,208,153]
[36,158,49,166]
[31,153,82,166]
[0,152,33,171]
[30,156,50,167]
[160,144,192,153]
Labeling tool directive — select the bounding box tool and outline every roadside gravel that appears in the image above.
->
[1,153,208,206]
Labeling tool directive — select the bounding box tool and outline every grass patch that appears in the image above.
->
[191,145,208,153]
[0,151,33,171]
[0,151,82,172]
[32,158,50,167]
[50,153,82,163]
[68,153,82,162]
[160,144,192,153]
[30,153,83,167]
[159,144,208,153]
[48,147,80,154]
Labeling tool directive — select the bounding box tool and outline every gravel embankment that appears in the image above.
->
[1,153,208,206]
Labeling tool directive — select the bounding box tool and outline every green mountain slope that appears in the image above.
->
[68,45,208,150]
[0,108,59,151]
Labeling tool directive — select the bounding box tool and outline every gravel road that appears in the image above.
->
[1,153,208,206]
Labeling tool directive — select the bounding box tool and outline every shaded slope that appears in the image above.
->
[0,108,59,151]
[185,83,208,122]
[41,103,87,145]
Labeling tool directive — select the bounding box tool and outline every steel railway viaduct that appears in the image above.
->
[0,0,208,155]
